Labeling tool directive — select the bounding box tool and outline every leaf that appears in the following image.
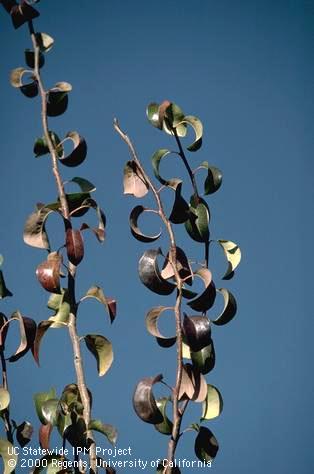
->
[65,228,84,266]
[182,314,211,352]
[198,162,222,195]
[39,422,53,450]
[194,427,219,462]
[10,67,30,88]
[33,321,55,365]
[0,271,12,299]
[185,196,210,243]
[67,192,91,216]
[211,289,237,326]
[0,438,18,473]
[80,200,106,242]
[10,66,38,97]
[154,397,173,435]
[10,2,39,29]
[169,182,190,224]
[187,268,216,312]
[41,399,59,426]
[33,132,62,158]
[161,246,193,286]
[84,334,113,377]
[178,363,207,403]
[178,115,203,151]
[201,385,223,421]
[138,248,176,295]
[46,84,70,117]
[80,286,116,323]
[151,148,178,187]
[123,161,149,198]
[35,32,54,52]
[132,374,164,424]
[34,388,57,425]
[218,240,241,279]
[70,177,96,193]
[0,388,10,411]
[25,49,45,69]
[23,206,55,249]
[145,306,176,348]
[164,102,187,137]
[0,313,9,347]
[16,421,33,447]
[36,252,62,294]
[59,132,87,167]
[182,342,191,359]
[48,301,70,329]
[89,420,117,446]
[147,102,163,129]
[190,341,215,375]
[8,312,36,362]
[129,206,161,243]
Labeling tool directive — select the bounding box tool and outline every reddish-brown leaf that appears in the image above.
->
[36,252,62,294]
[39,422,53,450]
[66,228,84,266]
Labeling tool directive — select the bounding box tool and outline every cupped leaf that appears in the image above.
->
[185,196,210,243]
[154,397,173,435]
[201,385,223,421]
[178,363,207,403]
[16,421,33,447]
[129,206,161,243]
[36,252,62,294]
[169,182,190,224]
[0,271,12,299]
[7,312,36,362]
[123,161,148,198]
[218,240,241,279]
[164,102,187,137]
[161,246,193,286]
[70,177,96,193]
[178,115,203,151]
[47,84,70,117]
[194,427,219,462]
[10,2,39,29]
[198,162,223,195]
[147,102,162,129]
[187,268,216,312]
[0,438,18,473]
[89,420,117,446]
[33,131,62,158]
[23,206,55,249]
[145,306,176,348]
[151,148,178,188]
[25,48,45,69]
[183,314,211,352]
[35,32,54,52]
[34,388,57,425]
[0,388,10,411]
[10,67,31,87]
[80,286,116,323]
[65,228,84,266]
[190,341,215,375]
[138,248,176,295]
[59,132,87,167]
[66,192,91,216]
[10,67,38,97]
[211,288,237,326]
[84,334,113,377]
[41,399,59,426]
[133,374,164,424]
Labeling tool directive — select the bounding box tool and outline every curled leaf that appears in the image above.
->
[89,420,117,446]
[34,388,57,425]
[123,161,148,198]
[178,363,207,403]
[65,228,84,266]
[183,314,211,352]
[84,334,113,377]
[8,312,36,362]
[59,132,87,167]
[190,341,215,375]
[185,196,210,243]
[33,131,62,158]
[35,32,54,52]
[211,289,237,326]
[187,268,216,312]
[198,162,222,195]
[178,115,203,151]
[133,374,164,424]
[218,240,241,279]
[201,385,223,421]
[130,206,161,243]
[145,306,176,348]
[47,83,70,117]
[0,388,10,411]
[10,67,38,97]
[25,48,45,69]
[80,200,106,242]
[138,248,176,295]
[194,427,219,462]
[36,252,62,294]
[151,148,178,187]
[80,286,116,323]
[23,206,55,249]
[161,246,193,286]
[33,321,55,366]
[70,177,96,193]
[169,182,190,224]
[10,2,39,29]
[154,397,173,435]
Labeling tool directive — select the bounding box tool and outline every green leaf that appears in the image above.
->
[146,102,162,129]
[218,240,241,279]
[129,206,161,243]
[34,388,57,425]
[84,334,113,377]
[0,271,12,299]
[164,102,187,137]
[0,438,18,474]
[185,196,210,243]
[151,149,173,186]
[154,397,173,435]
[89,419,117,446]
[145,306,176,348]
[133,374,164,424]
[33,132,62,158]
[169,182,190,224]
[211,289,237,326]
[198,162,222,195]
[23,206,55,249]
[35,33,54,52]
[178,115,203,151]
[70,177,96,193]
[0,388,10,411]
[201,385,223,421]
[0,255,3,267]
[123,161,149,198]
[190,342,215,375]
[80,286,116,323]
[194,426,219,462]
[41,399,59,426]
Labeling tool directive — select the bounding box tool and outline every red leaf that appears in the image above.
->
[66,228,84,266]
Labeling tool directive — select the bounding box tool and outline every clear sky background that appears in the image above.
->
[0,1,314,473]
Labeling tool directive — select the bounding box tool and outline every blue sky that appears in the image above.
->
[0,1,314,473]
